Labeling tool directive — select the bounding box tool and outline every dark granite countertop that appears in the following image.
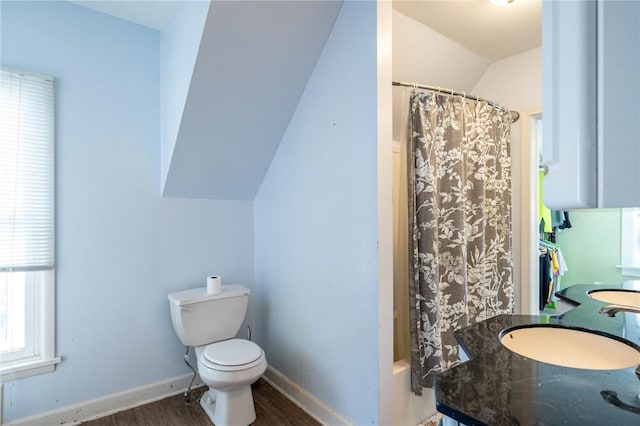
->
[435,281,640,425]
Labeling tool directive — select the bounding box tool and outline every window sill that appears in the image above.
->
[616,264,640,278]
[0,356,61,382]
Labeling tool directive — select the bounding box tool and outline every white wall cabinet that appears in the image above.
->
[543,0,640,209]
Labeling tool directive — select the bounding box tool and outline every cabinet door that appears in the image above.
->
[597,0,640,207]
[543,0,597,210]
[543,0,640,209]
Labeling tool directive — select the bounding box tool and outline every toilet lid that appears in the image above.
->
[203,339,262,366]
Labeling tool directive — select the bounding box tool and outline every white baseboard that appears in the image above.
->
[262,366,352,426]
[6,367,350,426]
[5,373,204,426]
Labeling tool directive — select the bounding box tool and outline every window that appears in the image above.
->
[0,68,59,381]
[620,208,640,277]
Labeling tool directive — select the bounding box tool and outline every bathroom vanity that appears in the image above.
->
[435,282,640,425]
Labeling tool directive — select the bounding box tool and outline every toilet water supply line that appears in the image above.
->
[181,326,253,404]
[183,346,198,403]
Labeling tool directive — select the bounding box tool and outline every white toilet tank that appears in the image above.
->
[168,284,249,347]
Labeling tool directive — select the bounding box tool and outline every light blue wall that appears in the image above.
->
[160,0,210,192]
[1,2,253,422]
[253,2,379,424]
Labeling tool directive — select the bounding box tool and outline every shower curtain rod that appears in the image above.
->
[392,80,520,123]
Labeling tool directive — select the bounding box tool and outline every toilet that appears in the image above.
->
[168,284,267,426]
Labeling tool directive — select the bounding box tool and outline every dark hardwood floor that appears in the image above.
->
[82,379,320,426]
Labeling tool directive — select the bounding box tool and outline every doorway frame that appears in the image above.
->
[519,107,542,315]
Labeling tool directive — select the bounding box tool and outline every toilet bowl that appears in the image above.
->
[196,339,267,426]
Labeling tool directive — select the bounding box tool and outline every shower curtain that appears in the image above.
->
[407,90,514,395]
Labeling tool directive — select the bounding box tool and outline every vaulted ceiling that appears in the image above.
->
[161,1,342,199]
[69,0,540,199]
[71,1,342,199]
[73,0,542,63]
[393,0,542,62]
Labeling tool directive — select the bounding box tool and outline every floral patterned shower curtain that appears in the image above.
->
[407,90,514,395]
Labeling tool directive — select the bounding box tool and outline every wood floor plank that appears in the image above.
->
[252,380,319,426]
[82,379,320,425]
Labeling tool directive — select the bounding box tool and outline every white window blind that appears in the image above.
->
[0,68,54,271]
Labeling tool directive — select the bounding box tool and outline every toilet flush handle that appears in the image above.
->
[247,325,252,341]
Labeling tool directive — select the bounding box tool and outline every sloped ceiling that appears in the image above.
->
[393,0,541,62]
[70,0,180,30]
[162,1,342,199]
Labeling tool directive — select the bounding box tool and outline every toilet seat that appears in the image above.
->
[200,339,264,371]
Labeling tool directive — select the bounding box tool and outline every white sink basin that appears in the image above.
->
[589,289,640,309]
[500,326,640,369]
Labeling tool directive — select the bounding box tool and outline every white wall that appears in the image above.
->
[473,47,543,312]
[1,2,253,422]
[253,2,379,424]
[392,10,491,141]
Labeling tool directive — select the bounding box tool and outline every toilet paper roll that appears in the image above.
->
[207,275,222,294]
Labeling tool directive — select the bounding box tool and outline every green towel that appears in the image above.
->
[539,171,552,232]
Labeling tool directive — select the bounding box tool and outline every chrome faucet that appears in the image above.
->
[599,304,640,317]
[598,304,640,382]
